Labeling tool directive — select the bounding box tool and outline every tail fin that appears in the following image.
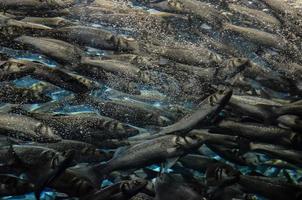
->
[34,150,75,200]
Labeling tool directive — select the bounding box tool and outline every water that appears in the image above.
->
[0,0,302,199]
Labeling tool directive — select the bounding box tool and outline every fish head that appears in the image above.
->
[167,0,184,11]
[35,123,62,142]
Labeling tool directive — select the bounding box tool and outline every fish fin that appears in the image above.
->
[34,150,75,200]
[113,146,129,159]
[7,143,27,167]
[164,157,179,171]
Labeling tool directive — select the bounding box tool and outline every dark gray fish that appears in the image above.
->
[0,113,61,142]
[154,174,203,200]
[0,82,51,104]
[30,140,112,163]
[7,59,97,93]
[49,165,97,197]
[133,89,232,140]
[81,179,147,200]
[167,0,228,28]
[0,174,35,196]
[14,36,84,65]
[0,18,52,43]
[179,154,219,172]
[28,112,140,141]
[84,96,172,127]
[239,140,302,168]
[21,17,74,27]
[0,59,35,81]
[213,120,299,147]
[0,145,65,179]
[48,25,139,51]
[92,132,206,182]
[0,0,74,10]
[153,45,222,66]
[223,23,288,50]
[238,174,302,200]
[278,115,302,132]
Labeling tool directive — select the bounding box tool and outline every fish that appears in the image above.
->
[0,174,35,196]
[154,174,203,200]
[238,174,302,200]
[84,96,172,127]
[92,132,207,183]
[48,166,97,197]
[30,140,113,163]
[14,36,84,65]
[0,0,74,10]
[153,45,222,66]
[5,59,97,93]
[223,23,288,49]
[228,3,281,30]
[213,120,300,147]
[277,115,302,132]
[27,112,140,140]
[0,113,61,142]
[0,17,52,43]
[80,57,145,81]
[0,82,51,104]
[21,16,74,27]
[81,179,147,200]
[48,25,139,51]
[0,59,35,82]
[167,0,228,28]
[132,89,232,140]
[0,145,66,179]
[239,139,302,168]
[179,154,219,172]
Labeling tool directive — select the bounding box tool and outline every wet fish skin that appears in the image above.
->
[0,113,61,142]
[0,174,35,196]
[14,36,84,65]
